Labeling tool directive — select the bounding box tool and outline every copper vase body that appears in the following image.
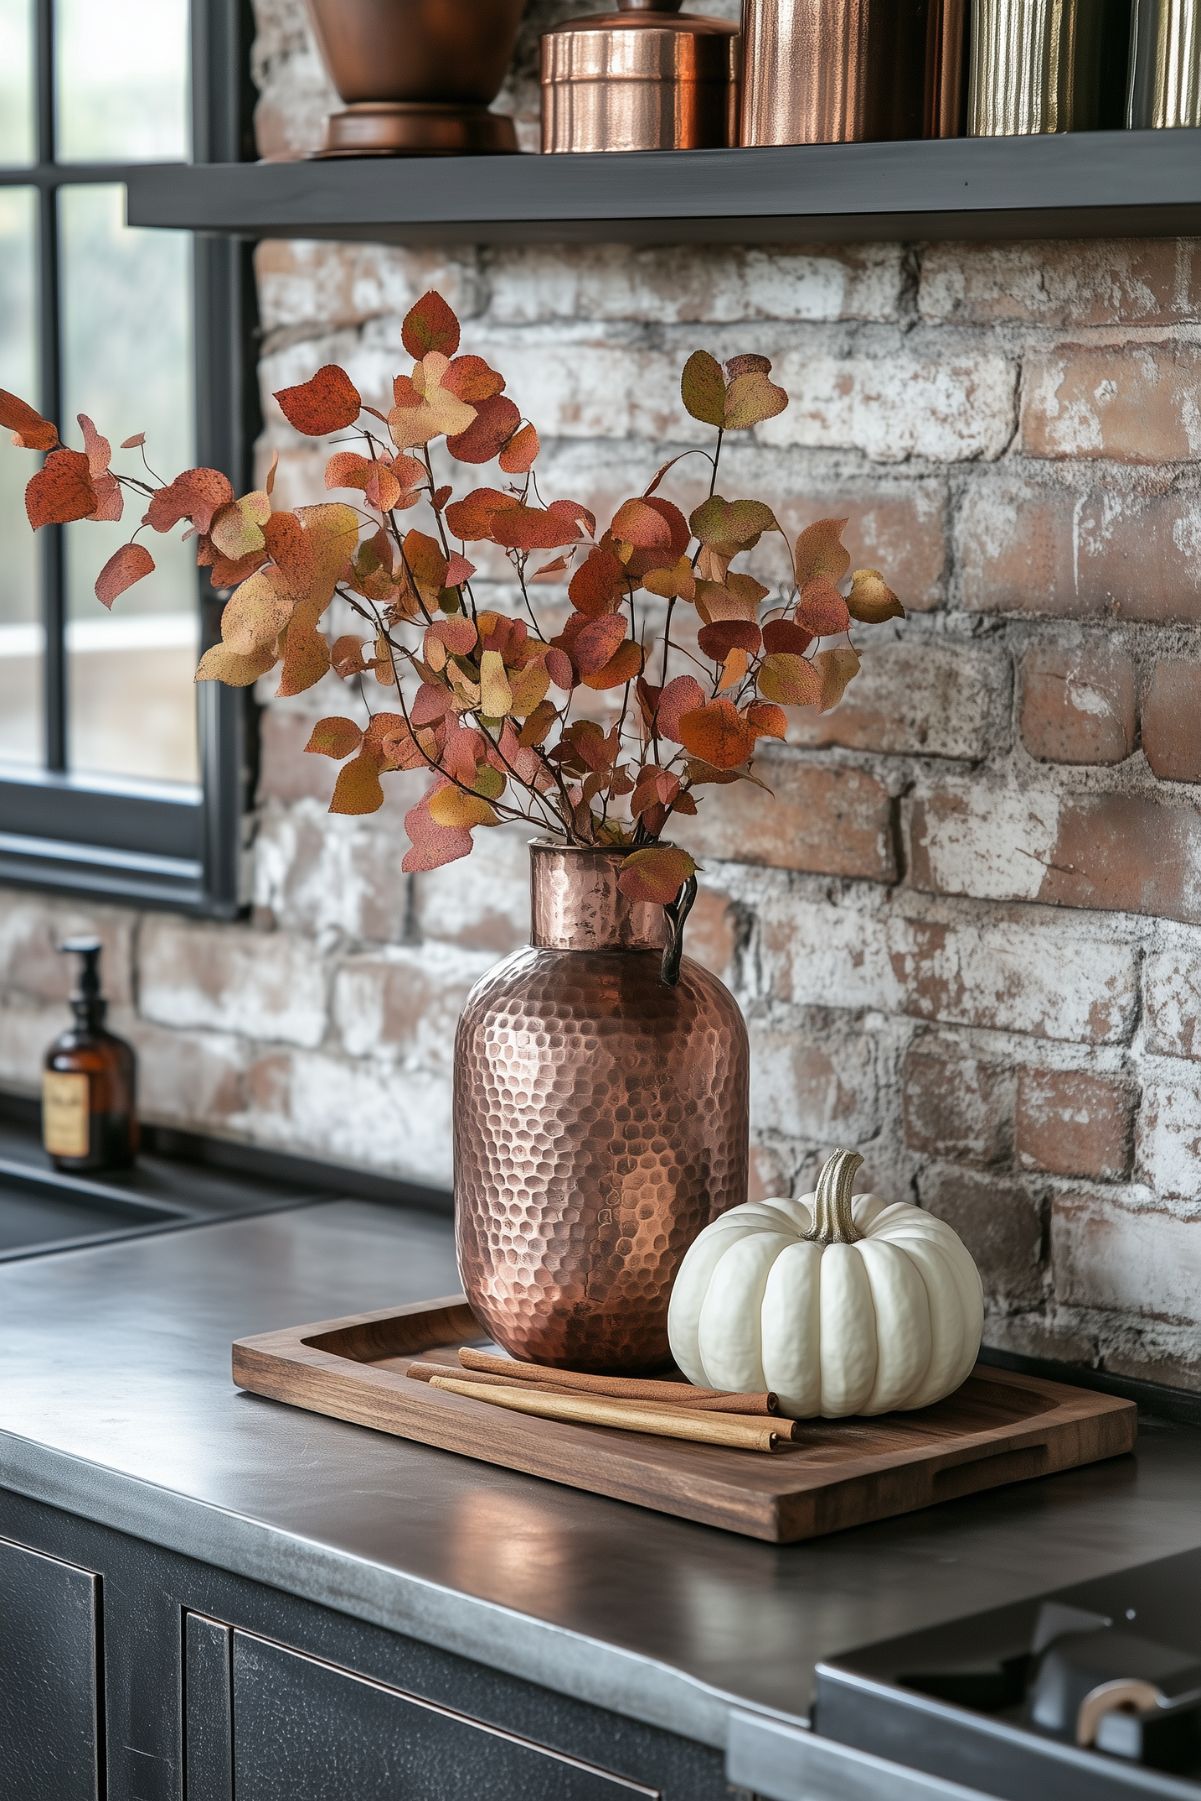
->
[454,844,749,1374]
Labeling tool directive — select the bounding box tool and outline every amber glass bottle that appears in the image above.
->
[42,938,139,1172]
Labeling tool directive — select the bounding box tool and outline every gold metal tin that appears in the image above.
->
[540,0,739,153]
[968,0,1132,136]
[740,0,968,147]
[1127,0,1201,127]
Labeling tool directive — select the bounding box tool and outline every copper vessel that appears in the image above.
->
[541,0,739,154]
[454,843,749,1374]
[967,0,1131,135]
[740,0,968,145]
[1127,0,1201,127]
[305,0,526,156]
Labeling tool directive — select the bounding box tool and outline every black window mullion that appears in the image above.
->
[34,0,66,774]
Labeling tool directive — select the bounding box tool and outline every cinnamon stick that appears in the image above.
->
[457,1347,779,1415]
[429,1374,782,1452]
[407,1360,581,1398]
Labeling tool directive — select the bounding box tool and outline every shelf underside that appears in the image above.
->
[126,129,1201,246]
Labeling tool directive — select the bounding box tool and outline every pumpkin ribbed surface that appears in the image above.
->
[668,1191,984,1418]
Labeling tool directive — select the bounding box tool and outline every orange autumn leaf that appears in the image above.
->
[0,388,57,451]
[444,486,516,541]
[25,448,96,528]
[274,364,361,437]
[328,749,384,815]
[815,644,861,712]
[490,504,582,553]
[758,651,821,706]
[446,393,521,464]
[145,467,234,536]
[794,516,850,588]
[305,716,363,760]
[568,542,626,617]
[77,414,122,521]
[796,575,851,636]
[499,421,539,473]
[402,290,461,360]
[677,697,756,769]
[747,700,788,740]
[581,639,642,692]
[95,542,154,608]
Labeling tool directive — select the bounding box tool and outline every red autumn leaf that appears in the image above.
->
[747,700,788,740]
[680,349,726,428]
[655,674,706,741]
[548,497,596,539]
[568,542,626,617]
[402,291,461,361]
[498,421,539,474]
[565,611,627,676]
[631,765,681,817]
[263,510,316,598]
[445,486,517,541]
[95,541,154,608]
[121,432,146,450]
[796,575,851,636]
[0,388,57,451]
[411,680,452,728]
[324,450,371,491]
[677,697,756,769]
[794,516,850,587]
[274,364,362,437]
[520,699,559,746]
[611,497,673,552]
[305,716,363,760]
[401,787,474,872]
[762,617,814,657]
[618,846,699,906]
[444,552,475,587]
[446,394,521,464]
[145,467,234,536]
[758,651,821,706]
[491,504,582,553]
[544,645,574,690]
[328,749,384,815]
[697,618,761,661]
[442,355,504,403]
[25,449,96,528]
[426,614,478,657]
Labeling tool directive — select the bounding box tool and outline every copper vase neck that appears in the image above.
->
[529,843,669,953]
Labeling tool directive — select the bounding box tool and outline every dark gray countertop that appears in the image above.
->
[1,1199,1199,1750]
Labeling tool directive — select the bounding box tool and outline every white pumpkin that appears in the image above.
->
[668,1149,984,1418]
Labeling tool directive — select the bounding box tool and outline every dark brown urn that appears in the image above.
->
[306,0,527,155]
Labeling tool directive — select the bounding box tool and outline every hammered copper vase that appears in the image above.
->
[454,843,750,1375]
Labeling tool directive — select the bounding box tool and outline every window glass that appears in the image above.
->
[60,184,199,786]
[0,0,34,164]
[55,0,189,163]
[0,186,41,766]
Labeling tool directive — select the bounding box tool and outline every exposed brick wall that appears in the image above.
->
[1,0,1199,1393]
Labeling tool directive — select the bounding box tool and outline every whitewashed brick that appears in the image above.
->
[334,943,493,1069]
[237,1049,453,1187]
[1053,1193,1201,1325]
[760,348,1017,462]
[139,918,328,1049]
[1137,1074,1201,1206]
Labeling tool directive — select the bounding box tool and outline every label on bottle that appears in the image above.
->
[43,1071,90,1158]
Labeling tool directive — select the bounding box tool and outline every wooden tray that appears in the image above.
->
[232,1295,1137,1543]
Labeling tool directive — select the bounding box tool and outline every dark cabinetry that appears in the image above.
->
[0,1492,734,1801]
[184,1618,658,1800]
[0,1536,101,1801]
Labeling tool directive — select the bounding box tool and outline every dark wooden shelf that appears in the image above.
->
[125,129,1201,246]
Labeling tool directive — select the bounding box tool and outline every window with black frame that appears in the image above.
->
[0,0,251,914]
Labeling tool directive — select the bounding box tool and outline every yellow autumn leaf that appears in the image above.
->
[479,648,513,719]
[428,786,498,829]
[220,566,292,656]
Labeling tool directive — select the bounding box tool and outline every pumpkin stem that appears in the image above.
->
[805,1148,865,1245]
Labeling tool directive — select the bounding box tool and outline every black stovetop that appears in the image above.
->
[817,1550,1201,1800]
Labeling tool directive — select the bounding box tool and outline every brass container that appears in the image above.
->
[740,0,968,146]
[968,0,1132,135]
[305,0,526,156]
[1127,0,1201,127]
[453,843,749,1374]
[540,0,739,154]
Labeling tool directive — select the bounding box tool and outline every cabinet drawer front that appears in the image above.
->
[0,1536,100,1801]
[231,1631,658,1801]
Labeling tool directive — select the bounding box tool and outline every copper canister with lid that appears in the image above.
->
[541,0,740,152]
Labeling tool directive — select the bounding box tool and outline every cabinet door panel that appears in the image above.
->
[0,1536,100,1801]
[231,1631,658,1801]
